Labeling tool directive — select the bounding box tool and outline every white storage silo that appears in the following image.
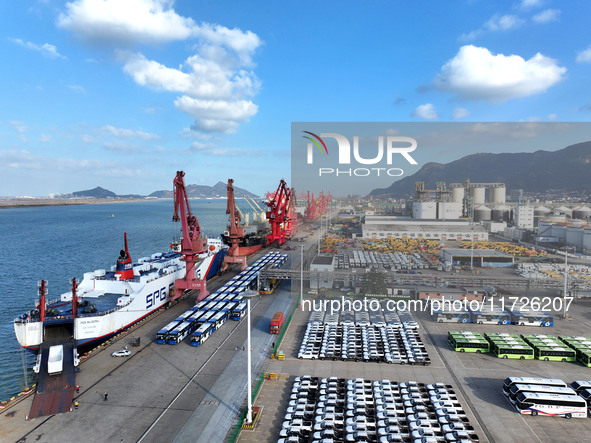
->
[490,187,506,205]
[474,205,492,222]
[492,204,511,222]
[573,206,591,220]
[534,206,551,217]
[470,187,486,206]
[452,187,465,203]
[555,205,573,217]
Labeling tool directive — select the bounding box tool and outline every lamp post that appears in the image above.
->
[242,289,259,424]
[300,244,304,309]
[470,222,475,271]
[563,247,573,319]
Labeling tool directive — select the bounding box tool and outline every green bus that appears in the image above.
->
[521,334,559,346]
[526,339,564,349]
[490,342,534,359]
[534,346,576,362]
[448,333,490,353]
[577,350,591,368]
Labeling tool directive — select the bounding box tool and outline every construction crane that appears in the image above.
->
[306,191,319,220]
[242,195,265,222]
[222,179,248,271]
[172,170,209,302]
[285,187,297,239]
[266,179,290,246]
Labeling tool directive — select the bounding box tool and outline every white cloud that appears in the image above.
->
[576,47,591,63]
[57,0,196,45]
[81,134,96,143]
[452,107,470,119]
[190,142,261,157]
[434,45,566,102]
[120,49,260,133]
[412,103,438,120]
[39,134,52,142]
[0,149,141,176]
[519,0,543,10]
[68,84,86,93]
[103,141,151,153]
[102,125,160,140]
[58,0,262,134]
[120,52,259,100]
[486,14,523,31]
[10,38,66,59]
[532,9,560,23]
[9,120,28,133]
[460,14,523,41]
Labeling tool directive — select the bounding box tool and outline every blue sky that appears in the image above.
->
[1,0,590,197]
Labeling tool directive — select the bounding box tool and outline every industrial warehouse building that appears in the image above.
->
[441,248,514,268]
[362,216,489,241]
[310,256,335,290]
[537,220,591,253]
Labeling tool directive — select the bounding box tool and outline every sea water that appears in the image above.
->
[0,199,231,401]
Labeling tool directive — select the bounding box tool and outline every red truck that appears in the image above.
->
[270,312,283,334]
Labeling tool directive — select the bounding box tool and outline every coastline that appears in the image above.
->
[0,198,153,209]
[0,197,236,209]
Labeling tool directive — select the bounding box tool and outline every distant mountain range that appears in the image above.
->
[72,182,258,199]
[369,141,591,198]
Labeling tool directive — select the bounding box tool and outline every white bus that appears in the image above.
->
[508,384,577,404]
[514,392,587,418]
[503,377,567,396]
[571,381,591,394]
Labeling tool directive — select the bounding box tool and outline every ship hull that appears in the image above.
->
[220,233,266,256]
[15,242,227,352]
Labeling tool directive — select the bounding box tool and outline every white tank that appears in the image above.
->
[555,205,573,217]
[573,206,591,220]
[438,202,462,219]
[534,205,551,217]
[470,187,486,206]
[473,205,491,222]
[412,201,437,219]
[491,204,510,222]
[452,187,465,203]
[490,187,506,205]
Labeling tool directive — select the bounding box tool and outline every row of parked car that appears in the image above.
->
[298,323,429,365]
[279,376,480,442]
[308,304,419,331]
[334,251,441,271]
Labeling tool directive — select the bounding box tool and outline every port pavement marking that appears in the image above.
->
[136,297,262,443]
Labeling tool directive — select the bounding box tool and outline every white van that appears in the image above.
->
[48,345,64,375]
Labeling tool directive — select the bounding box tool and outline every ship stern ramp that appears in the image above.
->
[28,340,76,419]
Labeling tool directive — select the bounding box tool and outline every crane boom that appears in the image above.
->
[172,171,209,301]
[266,179,290,246]
[222,179,248,271]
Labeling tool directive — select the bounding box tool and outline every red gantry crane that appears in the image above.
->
[266,179,291,246]
[222,179,248,271]
[172,170,209,302]
[285,187,296,239]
